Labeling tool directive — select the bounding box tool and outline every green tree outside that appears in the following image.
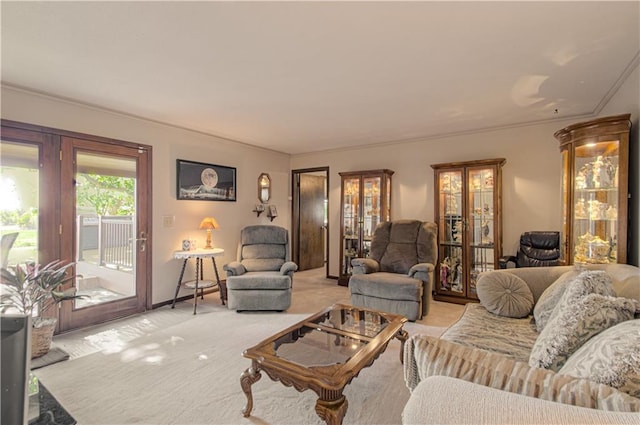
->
[76,174,135,216]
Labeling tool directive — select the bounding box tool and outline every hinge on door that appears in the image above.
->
[59,224,63,235]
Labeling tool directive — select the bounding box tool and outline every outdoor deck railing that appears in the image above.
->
[77,215,134,271]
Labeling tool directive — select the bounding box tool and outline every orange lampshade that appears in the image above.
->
[199,217,219,230]
[199,217,219,249]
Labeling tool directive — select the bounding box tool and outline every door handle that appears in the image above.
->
[130,232,147,252]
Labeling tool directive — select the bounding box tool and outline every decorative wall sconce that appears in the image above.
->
[267,205,278,222]
[258,173,271,203]
[253,203,265,217]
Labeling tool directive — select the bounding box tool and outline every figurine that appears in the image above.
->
[440,257,451,290]
[592,156,604,188]
[484,174,494,189]
[575,198,587,219]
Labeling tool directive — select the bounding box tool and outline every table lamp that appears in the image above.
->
[199,217,219,249]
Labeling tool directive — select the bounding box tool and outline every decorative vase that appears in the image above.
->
[31,319,56,358]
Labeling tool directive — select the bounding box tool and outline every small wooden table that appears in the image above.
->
[240,304,408,425]
[171,248,224,314]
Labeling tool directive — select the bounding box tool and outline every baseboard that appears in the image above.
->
[152,282,223,309]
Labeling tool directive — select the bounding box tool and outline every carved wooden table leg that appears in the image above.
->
[395,329,409,364]
[315,392,348,425]
[240,364,262,417]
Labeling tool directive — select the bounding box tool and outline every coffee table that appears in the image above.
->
[240,303,408,425]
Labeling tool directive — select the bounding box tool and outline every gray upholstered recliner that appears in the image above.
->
[348,220,438,321]
[223,225,298,312]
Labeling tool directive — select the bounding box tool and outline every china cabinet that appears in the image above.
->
[338,169,393,286]
[432,158,505,303]
[554,114,631,265]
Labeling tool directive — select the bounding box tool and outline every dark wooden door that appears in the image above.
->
[298,174,326,271]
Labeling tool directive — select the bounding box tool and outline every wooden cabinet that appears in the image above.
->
[338,169,393,286]
[432,158,505,304]
[554,114,631,265]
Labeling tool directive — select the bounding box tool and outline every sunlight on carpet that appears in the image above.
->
[35,306,445,425]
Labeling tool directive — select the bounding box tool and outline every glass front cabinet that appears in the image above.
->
[432,158,505,303]
[338,169,393,286]
[554,114,631,265]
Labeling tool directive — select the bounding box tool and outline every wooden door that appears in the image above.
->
[292,168,328,275]
[59,136,151,332]
[298,174,325,270]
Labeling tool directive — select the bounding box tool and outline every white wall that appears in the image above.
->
[292,62,640,274]
[598,61,640,266]
[2,60,637,303]
[1,86,292,303]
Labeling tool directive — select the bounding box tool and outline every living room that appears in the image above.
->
[1,2,639,424]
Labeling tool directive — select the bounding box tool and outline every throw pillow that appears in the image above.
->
[612,275,640,304]
[529,293,637,371]
[476,272,534,318]
[561,270,616,302]
[403,335,640,411]
[559,319,640,398]
[533,270,579,332]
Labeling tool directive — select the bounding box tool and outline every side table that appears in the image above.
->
[172,248,225,314]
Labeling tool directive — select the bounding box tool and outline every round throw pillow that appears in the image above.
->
[476,272,534,318]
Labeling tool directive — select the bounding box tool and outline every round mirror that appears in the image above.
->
[258,173,271,203]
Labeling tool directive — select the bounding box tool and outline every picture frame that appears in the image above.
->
[176,159,236,201]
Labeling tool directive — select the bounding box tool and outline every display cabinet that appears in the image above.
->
[338,169,393,286]
[554,114,631,265]
[432,158,505,303]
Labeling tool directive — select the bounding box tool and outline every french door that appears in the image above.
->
[59,136,150,331]
[1,121,152,333]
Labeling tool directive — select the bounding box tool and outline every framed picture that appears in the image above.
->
[176,159,236,201]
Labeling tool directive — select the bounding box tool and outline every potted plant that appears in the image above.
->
[0,260,83,358]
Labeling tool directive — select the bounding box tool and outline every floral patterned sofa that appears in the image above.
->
[403,263,640,424]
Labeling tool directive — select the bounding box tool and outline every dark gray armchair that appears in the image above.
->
[348,220,438,321]
[223,225,298,312]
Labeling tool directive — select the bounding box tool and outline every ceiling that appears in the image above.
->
[2,1,639,155]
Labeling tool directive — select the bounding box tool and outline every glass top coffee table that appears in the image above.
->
[240,303,408,425]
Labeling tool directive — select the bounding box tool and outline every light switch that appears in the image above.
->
[162,215,175,228]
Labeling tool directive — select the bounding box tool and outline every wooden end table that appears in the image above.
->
[240,303,408,425]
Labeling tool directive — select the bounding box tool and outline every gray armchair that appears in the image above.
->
[223,225,298,312]
[348,220,438,321]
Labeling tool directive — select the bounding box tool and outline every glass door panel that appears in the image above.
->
[467,167,495,295]
[0,142,40,268]
[572,140,620,264]
[437,170,463,294]
[362,176,381,257]
[342,177,360,277]
[73,151,137,308]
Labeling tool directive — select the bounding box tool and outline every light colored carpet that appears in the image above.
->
[34,303,445,425]
[31,347,70,370]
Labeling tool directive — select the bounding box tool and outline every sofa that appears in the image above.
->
[403,263,640,424]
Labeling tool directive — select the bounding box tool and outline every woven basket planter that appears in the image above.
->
[31,320,56,358]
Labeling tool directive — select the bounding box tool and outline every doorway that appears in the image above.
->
[0,121,152,333]
[291,167,329,276]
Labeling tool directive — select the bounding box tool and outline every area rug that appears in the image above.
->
[34,306,445,425]
[31,347,70,370]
